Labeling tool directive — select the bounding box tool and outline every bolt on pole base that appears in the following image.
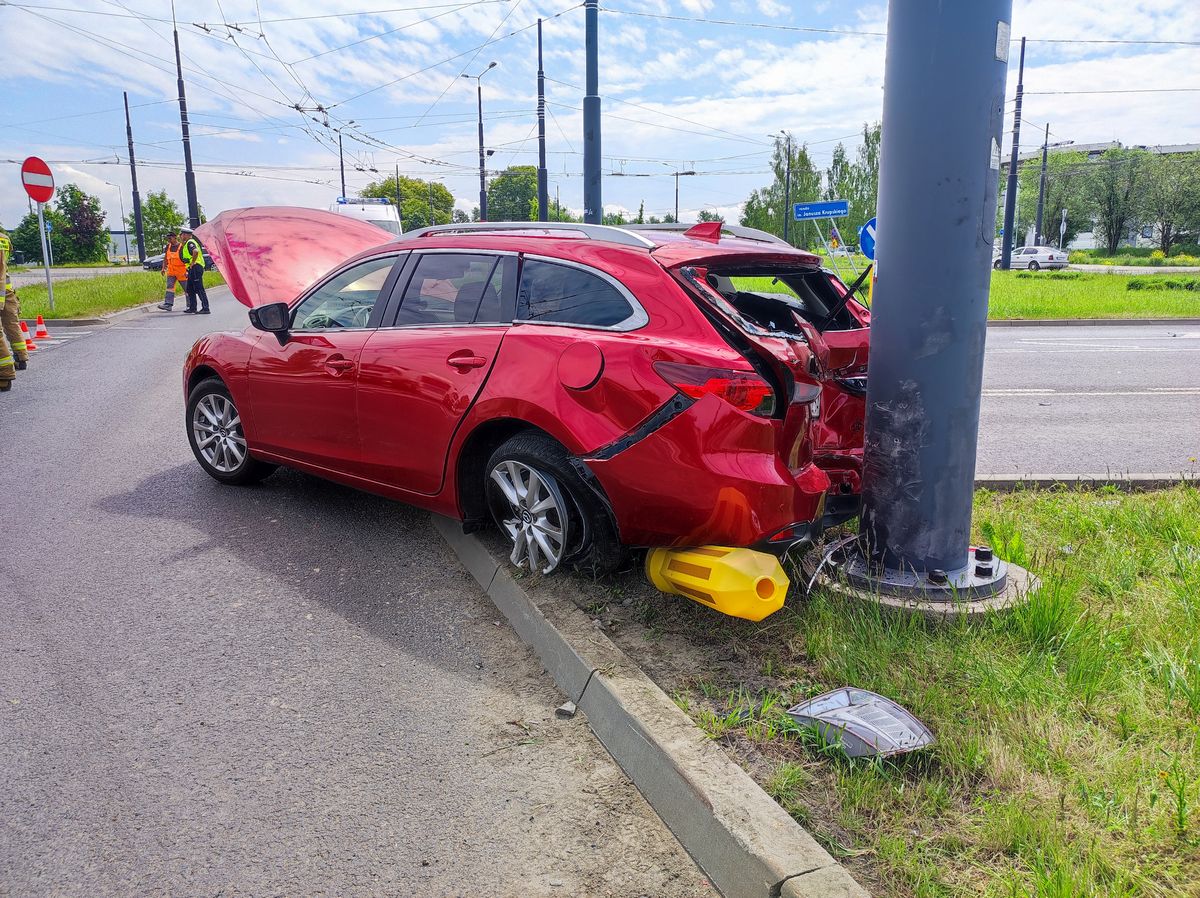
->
[819,544,1037,622]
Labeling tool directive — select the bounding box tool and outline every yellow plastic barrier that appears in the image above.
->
[645,546,789,621]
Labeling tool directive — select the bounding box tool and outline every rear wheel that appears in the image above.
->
[1028,260,1040,271]
[993,258,1002,269]
[485,432,621,576]
[187,377,276,485]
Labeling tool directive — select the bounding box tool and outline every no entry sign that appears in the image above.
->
[21,156,55,204]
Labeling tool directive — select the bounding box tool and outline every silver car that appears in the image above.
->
[993,245,1068,271]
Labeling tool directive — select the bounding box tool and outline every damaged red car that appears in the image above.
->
[185,210,870,575]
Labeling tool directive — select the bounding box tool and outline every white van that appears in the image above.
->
[330,197,402,236]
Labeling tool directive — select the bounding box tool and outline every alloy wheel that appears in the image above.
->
[192,393,247,474]
[488,460,569,574]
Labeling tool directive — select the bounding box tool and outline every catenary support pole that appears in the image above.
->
[849,0,1017,601]
[674,171,679,222]
[999,36,1025,268]
[124,91,146,263]
[537,19,549,222]
[338,133,346,198]
[582,0,601,223]
[395,163,403,231]
[783,133,792,244]
[1035,122,1049,244]
[173,23,200,228]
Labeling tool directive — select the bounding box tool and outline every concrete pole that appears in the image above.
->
[476,82,487,220]
[173,26,201,228]
[582,0,601,223]
[998,36,1025,267]
[783,134,791,244]
[1035,122,1049,244]
[674,171,679,222]
[853,0,1014,596]
[536,19,549,222]
[124,92,146,263]
[339,133,346,199]
[395,163,403,231]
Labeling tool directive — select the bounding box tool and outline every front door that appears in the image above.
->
[247,254,402,472]
[356,252,517,494]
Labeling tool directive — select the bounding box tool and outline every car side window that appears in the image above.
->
[396,254,507,326]
[517,259,634,328]
[291,256,396,330]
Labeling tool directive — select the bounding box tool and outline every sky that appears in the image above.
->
[2,0,1198,233]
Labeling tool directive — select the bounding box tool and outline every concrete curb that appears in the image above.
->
[432,514,868,898]
[986,317,1200,327]
[975,473,1196,491]
[26,300,160,329]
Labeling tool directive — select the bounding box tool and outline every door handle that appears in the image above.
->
[324,355,355,375]
[446,351,488,371]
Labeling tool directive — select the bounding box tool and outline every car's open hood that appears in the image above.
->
[196,206,394,308]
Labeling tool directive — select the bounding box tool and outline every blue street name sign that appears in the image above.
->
[793,199,849,221]
[859,217,877,260]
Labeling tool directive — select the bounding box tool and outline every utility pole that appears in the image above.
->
[999,35,1025,268]
[843,0,1026,607]
[536,19,549,222]
[172,10,200,228]
[774,131,793,243]
[582,0,601,223]
[395,162,403,231]
[338,133,346,198]
[1034,122,1049,244]
[671,169,696,222]
[463,62,497,220]
[123,91,146,263]
[428,181,435,222]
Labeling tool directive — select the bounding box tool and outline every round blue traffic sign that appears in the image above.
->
[859,217,876,261]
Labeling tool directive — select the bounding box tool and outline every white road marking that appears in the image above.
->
[985,387,1200,397]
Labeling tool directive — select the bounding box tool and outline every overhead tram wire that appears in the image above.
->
[598,6,1200,46]
[223,0,516,27]
[330,2,581,108]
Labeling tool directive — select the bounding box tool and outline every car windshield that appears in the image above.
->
[368,220,401,235]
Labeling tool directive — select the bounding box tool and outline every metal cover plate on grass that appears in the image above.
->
[787,688,934,758]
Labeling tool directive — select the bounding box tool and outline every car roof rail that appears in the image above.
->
[625,222,792,247]
[398,221,656,249]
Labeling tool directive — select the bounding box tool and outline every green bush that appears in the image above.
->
[1171,243,1200,257]
[1015,270,1083,280]
[1126,276,1200,291]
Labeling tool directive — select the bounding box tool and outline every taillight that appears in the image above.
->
[653,361,776,417]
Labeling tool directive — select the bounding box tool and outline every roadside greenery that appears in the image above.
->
[607,486,1200,897]
[18,270,225,319]
[1069,246,1200,267]
[7,183,110,264]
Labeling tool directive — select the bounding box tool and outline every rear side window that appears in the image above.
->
[517,259,637,329]
[396,253,504,326]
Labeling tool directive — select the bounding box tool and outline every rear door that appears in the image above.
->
[356,251,517,494]
[246,253,403,471]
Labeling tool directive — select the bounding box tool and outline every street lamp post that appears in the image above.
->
[670,168,696,222]
[104,180,129,263]
[462,62,498,220]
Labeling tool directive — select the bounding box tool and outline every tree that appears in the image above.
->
[697,209,725,223]
[128,190,185,254]
[55,184,109,263]
[1007,150,1090,247]
[739,133,821,248]
[1083,148,1148,254]
[486,166,538,222]
[9,205,70,264]
[1139,151,1200,254]
[823,122,880,251]
[360,175,454,230]
[634,200,645,224]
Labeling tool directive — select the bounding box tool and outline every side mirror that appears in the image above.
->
[248,302,291,344]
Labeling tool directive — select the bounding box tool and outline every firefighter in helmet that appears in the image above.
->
[0,227,30,392]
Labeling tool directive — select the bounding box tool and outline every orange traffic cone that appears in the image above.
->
[34,315,50,340]
[20,320,37,352]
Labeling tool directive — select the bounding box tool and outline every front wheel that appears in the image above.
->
[1028,260,1040,271]
[993,258,1002,269]
[485,432,622,576]
[187,377,276,485]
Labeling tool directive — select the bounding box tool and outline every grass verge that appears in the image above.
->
[16,270,226,319]
[734,271,1200,319]
[577,485,1200,897]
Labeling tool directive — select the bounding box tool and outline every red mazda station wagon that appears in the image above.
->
[185,209,870,575]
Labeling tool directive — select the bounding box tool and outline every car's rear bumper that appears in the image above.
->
[585,394,831,549]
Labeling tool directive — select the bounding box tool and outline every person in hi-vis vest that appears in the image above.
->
[180,226,210,314]
[0,228,30,392]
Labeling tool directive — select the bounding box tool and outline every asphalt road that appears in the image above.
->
[8,265,143,288]
[979,324,1200,476]
[0,289,711,897]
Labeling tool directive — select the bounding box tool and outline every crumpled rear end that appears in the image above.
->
[586,393,830,549]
